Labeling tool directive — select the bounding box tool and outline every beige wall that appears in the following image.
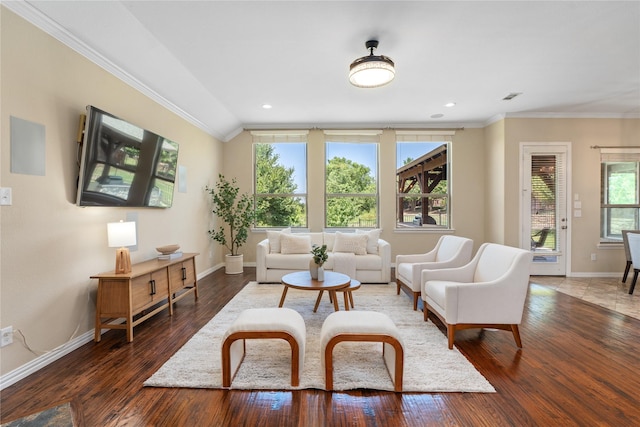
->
[504,117,640,272]
[484,120,506,244]
[1,9,222,375]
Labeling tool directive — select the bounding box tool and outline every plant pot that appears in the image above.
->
[309,259,318,279]
[225,254,243,275]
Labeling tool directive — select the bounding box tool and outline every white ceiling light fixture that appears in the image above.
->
[349,40,395,88]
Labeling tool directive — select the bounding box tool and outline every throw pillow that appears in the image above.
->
[323,232,336,251]
[280,233,312,254]
[267,227,291,253]
[356,228,381,254]
[332,232,368,255]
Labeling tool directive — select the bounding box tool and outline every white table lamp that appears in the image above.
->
[107,220,137,274]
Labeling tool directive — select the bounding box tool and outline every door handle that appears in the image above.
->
[181,267,187,281]
[150,279,156,295]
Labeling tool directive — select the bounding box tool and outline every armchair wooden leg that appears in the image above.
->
[447,324,456,349]
[511,324,523,348]
[630,269,639,295]
[623,261,632,283]
[423,304,429,322]
[412,292,419,311]
[396,281,401,295]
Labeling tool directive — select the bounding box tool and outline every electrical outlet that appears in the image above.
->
[1,326,13,347]
[591,253,597,261]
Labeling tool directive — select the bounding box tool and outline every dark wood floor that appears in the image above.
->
[1,268,640,426]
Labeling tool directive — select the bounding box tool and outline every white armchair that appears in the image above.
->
[395,235,474,310]
[421,243,532,349]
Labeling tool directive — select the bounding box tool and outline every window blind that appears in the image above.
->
[395,130,455,142]
[251,130,309,143]
[600,148,640,162]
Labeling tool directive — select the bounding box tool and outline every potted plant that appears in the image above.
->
[310,244,328,281]
[206,174,255,274]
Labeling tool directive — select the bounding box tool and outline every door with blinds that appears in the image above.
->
[521,144,570,275]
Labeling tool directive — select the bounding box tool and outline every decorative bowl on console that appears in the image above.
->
[156,244,180,255]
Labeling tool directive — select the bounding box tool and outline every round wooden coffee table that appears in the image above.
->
[313,279,361,312]
[279,271,351,311]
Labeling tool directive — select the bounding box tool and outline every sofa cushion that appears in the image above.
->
[280,233,312,254]
[267,227,291,253]
[333,232,368,255]
[324,253,382,270]
[356,228,381,254]
[266,253,312,269]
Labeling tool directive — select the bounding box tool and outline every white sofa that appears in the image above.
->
[256,230,391,284]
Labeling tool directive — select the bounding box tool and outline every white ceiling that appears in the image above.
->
[7,1,640,141]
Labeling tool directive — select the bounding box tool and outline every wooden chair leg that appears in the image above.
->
[447,324,456,349]
[630,269,639,295]
[396,281,401,295]
[423,304,429,322]
[511,324,523,348]
[412,292,419,311]
[623,261,632,283]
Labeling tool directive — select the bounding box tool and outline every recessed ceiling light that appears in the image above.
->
[444,102,456,108]
[262,104,272,109]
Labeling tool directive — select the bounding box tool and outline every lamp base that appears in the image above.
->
[115,247,132,274]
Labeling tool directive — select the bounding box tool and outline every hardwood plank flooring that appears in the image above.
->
[1,268,640,426]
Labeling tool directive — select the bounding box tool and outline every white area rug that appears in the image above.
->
[144,282,495,392]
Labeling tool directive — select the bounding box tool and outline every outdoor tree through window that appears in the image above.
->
[253,135,307,228]
[325,135,379,228]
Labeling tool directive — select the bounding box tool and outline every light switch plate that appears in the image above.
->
[0,188,12,206]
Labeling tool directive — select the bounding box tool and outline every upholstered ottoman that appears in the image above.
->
[320,311,404,392]
[221,307,306,387]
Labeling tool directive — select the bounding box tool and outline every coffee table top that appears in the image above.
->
[281,271,351,291]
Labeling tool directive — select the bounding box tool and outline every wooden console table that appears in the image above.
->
[92,253,198,342]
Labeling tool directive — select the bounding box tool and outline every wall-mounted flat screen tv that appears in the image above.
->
[76,106,179,207]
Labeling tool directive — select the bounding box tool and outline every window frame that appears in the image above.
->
[252,132,309,229]
[395,132,454,231]
[324,131,380,229]
[600,148,640,242]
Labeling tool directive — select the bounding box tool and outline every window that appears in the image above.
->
[324,131,380,228]
[396,131,453,229]
[253,132,308,228]
[600,148,640,241]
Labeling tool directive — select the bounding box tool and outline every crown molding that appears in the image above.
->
[504,111,640,120]
[3,0,224,141]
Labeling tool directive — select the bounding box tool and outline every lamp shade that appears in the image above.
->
[107,221,137,247]
[349,40,395,88]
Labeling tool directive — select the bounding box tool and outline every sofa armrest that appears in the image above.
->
[256,239,269,283]
[378,239,391,282]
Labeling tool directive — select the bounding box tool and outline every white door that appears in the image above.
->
[520,144,570,275]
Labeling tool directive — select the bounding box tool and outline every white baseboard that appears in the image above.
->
[0,268,221,391]
[0,329,95,390]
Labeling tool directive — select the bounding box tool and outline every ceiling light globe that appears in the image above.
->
[349,60,395,88]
